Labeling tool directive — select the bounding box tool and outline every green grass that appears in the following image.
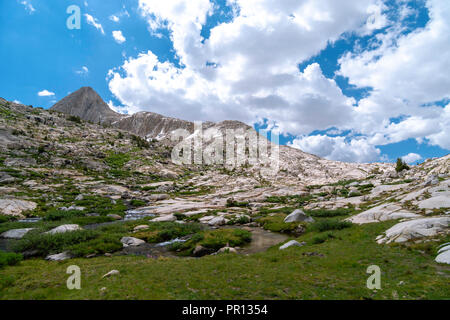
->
[305,208,357,218]
[0,221,448,299]
[308,219,353,232]
[172,228,252,255]
[0,252,22,269]
[256,214,304,234]
[133,222,203,243]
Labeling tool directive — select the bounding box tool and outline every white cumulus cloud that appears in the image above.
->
[38,90,55,97]
[112,30,126,44]
[85,14,105,34]
[401,153,422,164]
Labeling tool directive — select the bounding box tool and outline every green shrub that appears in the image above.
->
[105,153,131,169]
[395,158,410,172]
[309,219,352,232]
[305,208,355,217]
[130,199,147,207]
[68,115,82,123]
[13,230,99,256]
[256,214,304,234]
[226,198,250,207]
[43,209,85,221]
[311,232,335,244]
[172,229,251,255]
[134,222,203,243]
[0,251,23,269]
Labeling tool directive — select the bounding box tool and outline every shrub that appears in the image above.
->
[226,198,250,207]
[131,135,150,149]
[13,230,99,256]
[130,199,147,207]
[311,232,335,244]
[396,158,410,172]
[0,251,23,269]
[43,209,85,221]
[305,208,355,218]
[256,214,304,234]
[309,219,352,232]
[134,222,203,243]
[68,115,82,123]
[171,229,251,255]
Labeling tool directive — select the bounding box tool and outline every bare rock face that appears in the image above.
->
[376,217,450,244]
[1,228,35,239]
[51,87,122,125]
[0,199,37,218]
[348,203,420,224]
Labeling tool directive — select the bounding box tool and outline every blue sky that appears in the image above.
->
[1,0,449,164]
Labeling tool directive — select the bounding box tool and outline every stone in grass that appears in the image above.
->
[217,247,238,254]
[435,250,450,264]
[133,225,149,232]
[45,224,82,235]
[102,270,120,279]
[121,236,146,247]
[284,209,314,223]
[1,228,34,239]
[46,252,72,261]
[279,240,306,250]
[107,214,123,220]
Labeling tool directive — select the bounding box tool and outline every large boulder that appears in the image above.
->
[151,214,177,222]
[279,240,306,250]
[45,224,82,235]
[208,216,226,226]
[284,209,314,223]
[347,203,420,224]
[121,237,145,247]
[1,228,34,239]
[46,252,72,261]
[0,199,37,218]
[376,217,450,244]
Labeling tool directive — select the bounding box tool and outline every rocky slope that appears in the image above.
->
[0,93,449,266]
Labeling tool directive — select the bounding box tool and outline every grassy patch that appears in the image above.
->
[309,219,353,232]
[0,252,22,269]
[305,208,357,218]
[133,222,203,243]
[256,214,304,234]
[1,221,448,299]
[172,228,252,255]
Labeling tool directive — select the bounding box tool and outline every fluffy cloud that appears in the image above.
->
[20,1,35,14]
[85,14,104,34]
[110,0,375,128]
[401,153,422,164]
[37,90,55,97]
[107,0,449,162]
[289,135,381,163]
[112,30,126,44]
[75,66,89,75]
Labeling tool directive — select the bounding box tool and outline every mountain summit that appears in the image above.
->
[51,87,121,125]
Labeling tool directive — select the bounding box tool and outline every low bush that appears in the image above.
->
[256,214,304,234]
[0,251,23,269]
[309,219,352,232]
[43,209,85,221]
[133,222,203,243]
[305,208,355,218]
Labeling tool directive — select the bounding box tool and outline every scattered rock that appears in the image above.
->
[193,245,210,257]
[284,209,314,223]
[121,236,145,247]
[435,250,450,264]
[133,225,149,232]
[279,240,306,250]
[152,214,177,222]
[45,224,82,235]
[1,228,34,239]
[46,252,72,261]
[102,270,120,278]
[348,203,420,224]
[107,214,123,220]
[218,246,238,254]
[376,217,450,244]
[0,199,37,218]
[149,194,169,201]
[208,216,226,226]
